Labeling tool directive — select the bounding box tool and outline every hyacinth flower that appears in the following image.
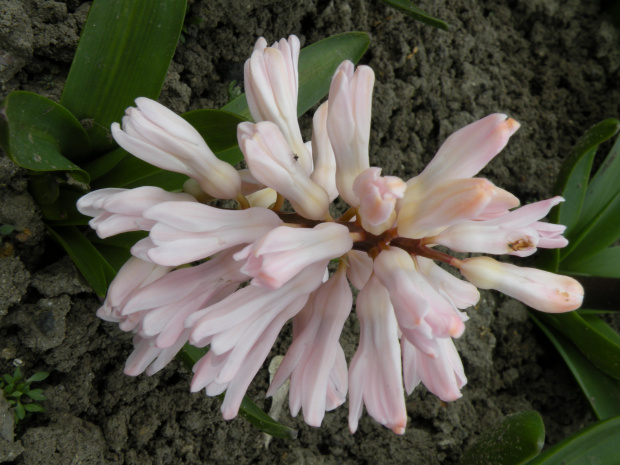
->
[78,34,584,435]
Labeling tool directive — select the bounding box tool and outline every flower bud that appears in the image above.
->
[458,256,583,313]
[353,167,406,235]
[244,35,312,173]
[238,121,330,220]
[327,61,374,207]
[111,97,241,199]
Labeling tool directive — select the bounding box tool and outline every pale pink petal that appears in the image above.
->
[77,187,196,238]
[310,102,339,201]
[346,250,373,290]
[533,221,568,248]
[267,267,352,427]
[244,35,311,173]
[97,257,171,324]
[374,248,467,343]
[401,337,466,401]
[416,257,480,310]
[189,263,327,421]
[397,178,498,240]
[234,223,352,289]
[353,167,406,235]
[349,274,407,434]
[133,202,282,266]
[327,61,374,207]
[187,261,328,349]
[458,256,584,313]
[414,114,520,187]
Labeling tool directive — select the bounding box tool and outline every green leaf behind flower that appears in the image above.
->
[459,411,544,465]
[60,0,187,155]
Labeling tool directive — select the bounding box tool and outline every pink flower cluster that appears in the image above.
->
[77,35,583,434]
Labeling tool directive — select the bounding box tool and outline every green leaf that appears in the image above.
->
[562,247,620,279]
[82,147,128,182]
[0,91,90,179]
[60,0,187,154]
[223,32,370,121]
[26,372,49,383]
[90,231,148,272]
[91,155,188,190]
[460,411,544,465]
[577,133,620,233]
[537,312,620,379]
[525,415,620,464]
[8,391,22,398]
[531,314,620,420]
[183,110,247,153]
[378,0,449,30]
[23,403,45,413]
[0,224,15,235]
[25,389,46,402]
[237,395,298,440]
[555,120,620,263]
[46,225,116,297]
[13,367,21,382]
[552,119,620,232]
[177,343,298,439]
[15,402,25,421]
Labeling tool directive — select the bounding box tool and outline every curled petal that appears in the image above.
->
[267,267,352,426]
[97,257,171,326]
[458,256,584,313]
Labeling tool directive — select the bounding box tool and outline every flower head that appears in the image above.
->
[78,34,583,435]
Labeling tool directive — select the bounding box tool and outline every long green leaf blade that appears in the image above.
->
[460,411,545,465]
[554,119,620,262]
[46,225,116,296]
[562,246,620,279]
[60,0,187,154]
[531,314,620,420]
[538,312,620,379]
[526,415,620,464]
[378,0,449,30]
[551,119,620,234]
[578,133,620,232]
[539,121,619,272]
